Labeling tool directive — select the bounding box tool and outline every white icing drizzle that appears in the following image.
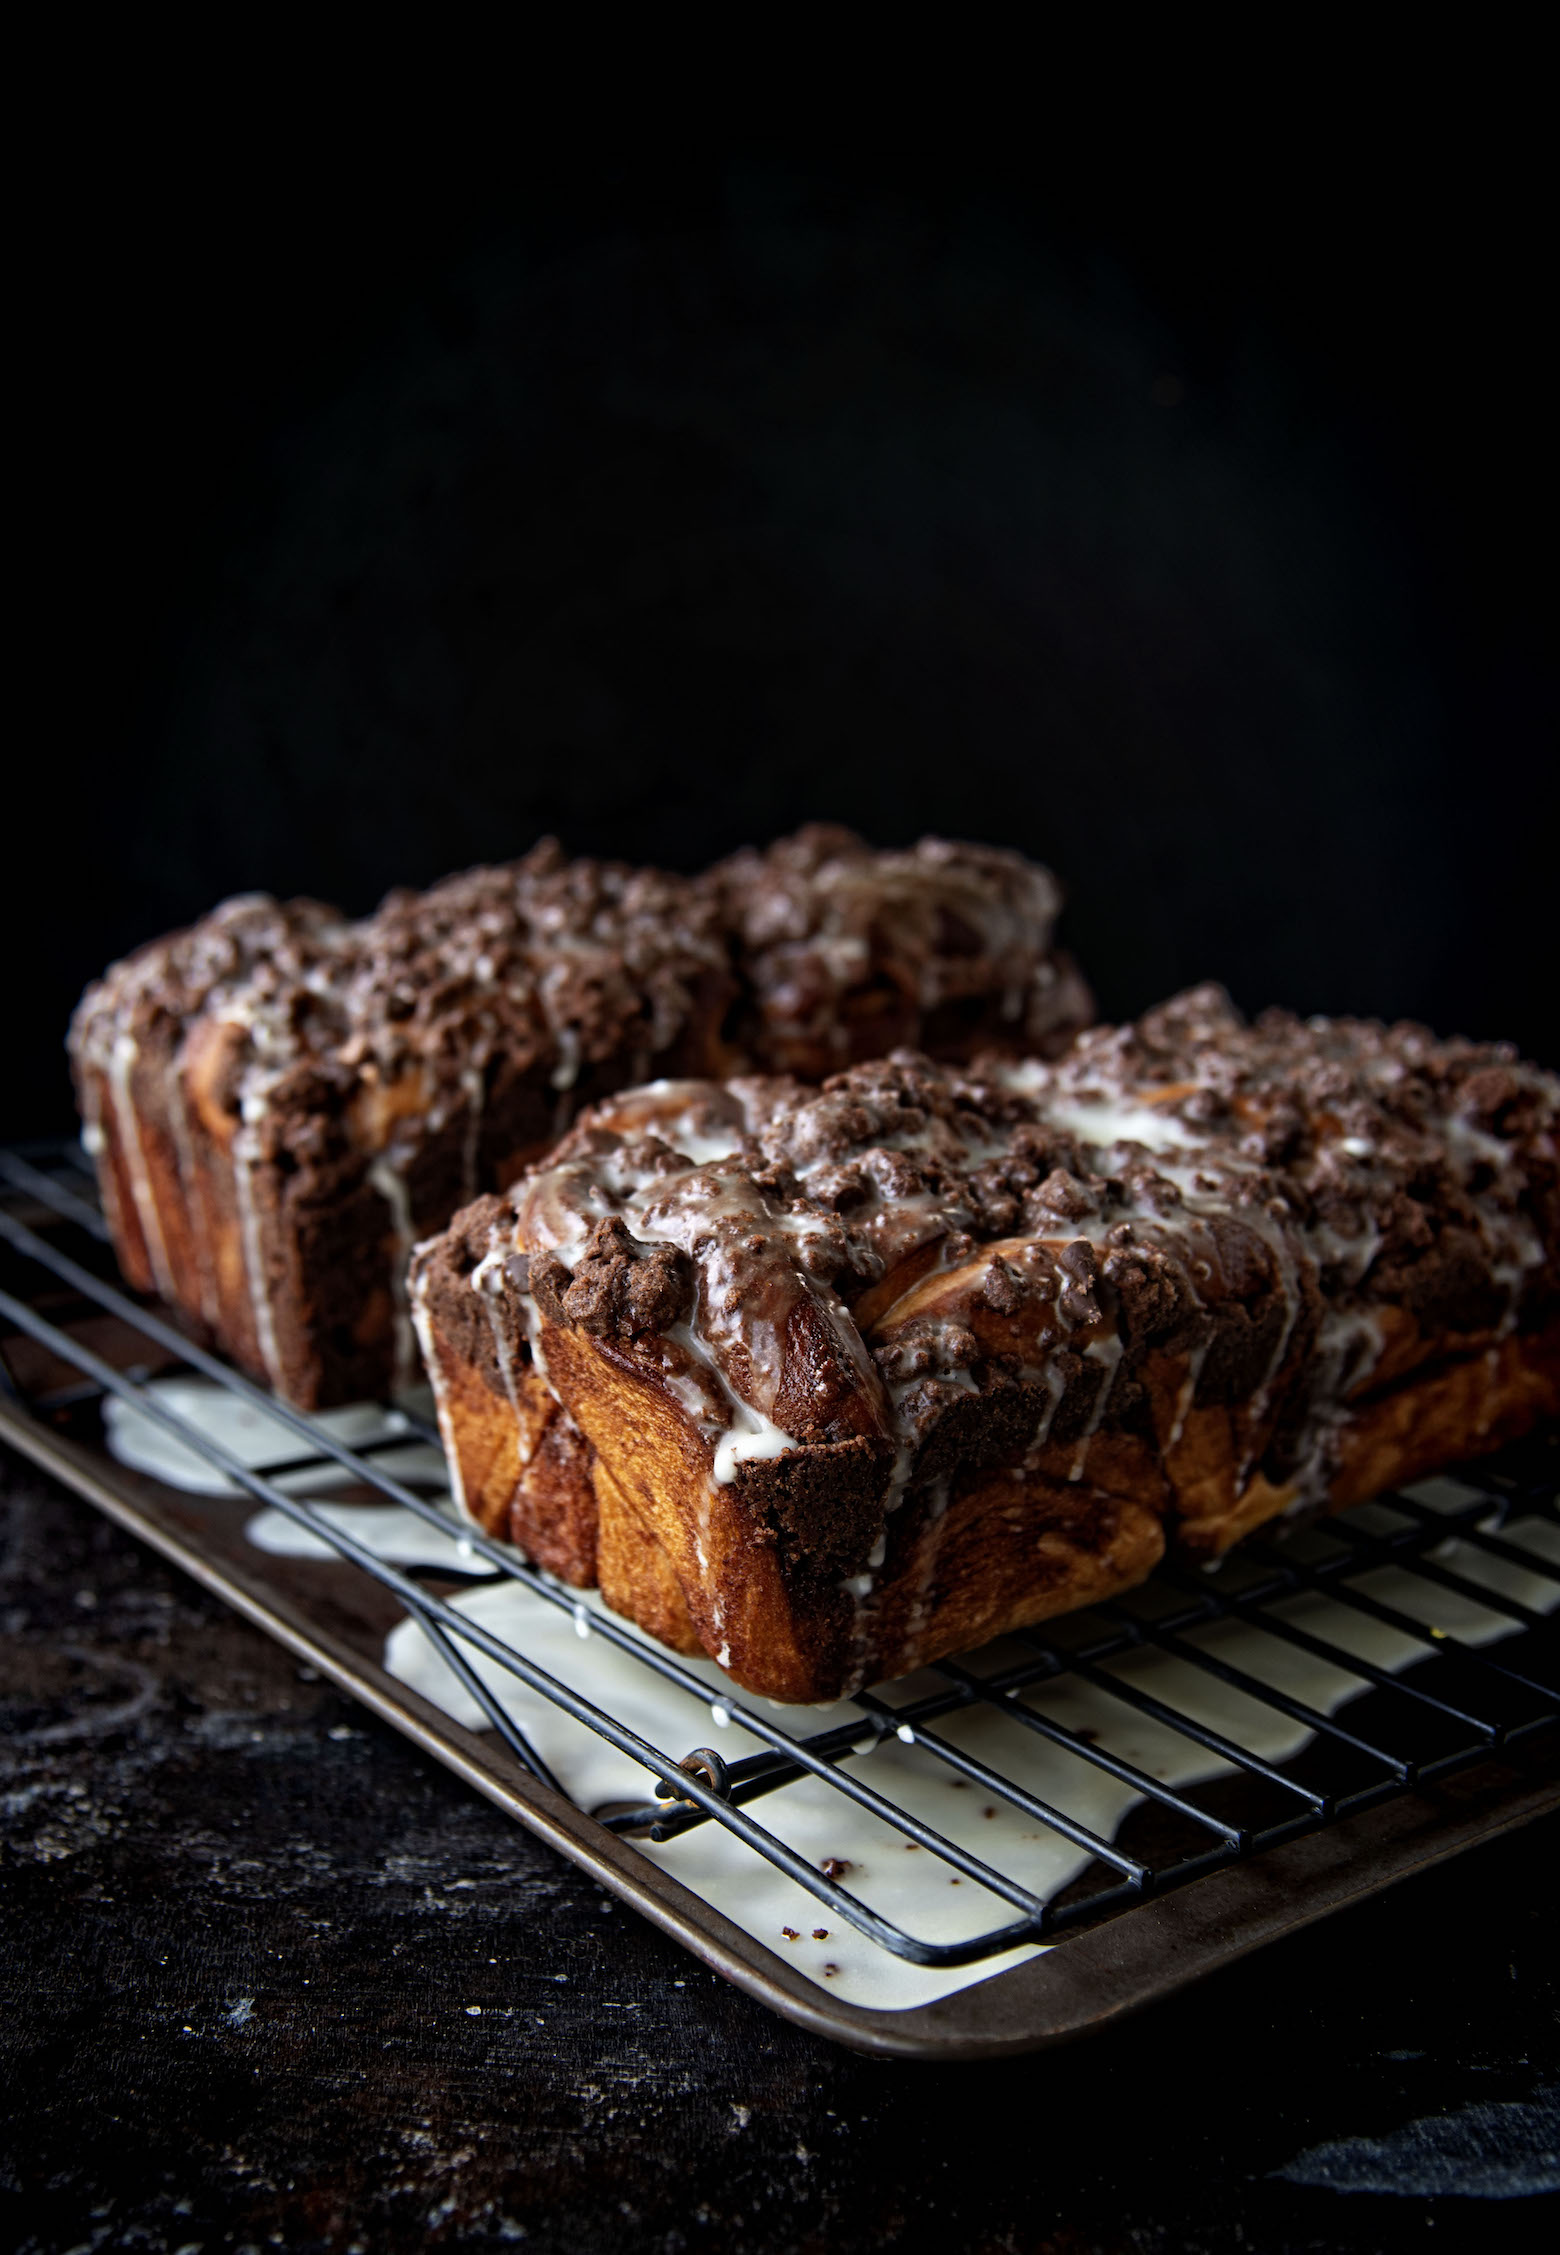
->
[1166,1336,1211,1451]
[660,1125,744,1166]
[644,1317,801,1493]
[469,1245,506,1294]
[459,1060,487,1204]
[519,1285,553,1390]
[106,1031,176,1300]
[471,1229,527,1440]
[1279,1304,1389,1513]
[231,1105,286,1391]
[549,1026,582,1093]
[1024,1360,1070,1463]
[1069,1333,1124,1483]
[524,1141,889,1501]
[1233,1210,1304,1489]
[166,1051,220,1329]
[409,1259,468,1516]
[712,1401,801,1486]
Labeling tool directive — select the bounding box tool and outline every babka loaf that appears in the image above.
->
[70,829,1090,1407]
[412,987,1560,1701]
[708,825,1093,1078]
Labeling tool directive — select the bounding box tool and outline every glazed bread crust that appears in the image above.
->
[70,848,735,1406]
[708,823,1093,1077]
[70,830,1090,1407]
[414,988,1560,1700]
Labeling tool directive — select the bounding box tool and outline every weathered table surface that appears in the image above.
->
[3,1445,1557,2253]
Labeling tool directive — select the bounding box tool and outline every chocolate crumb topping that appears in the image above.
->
[555,1217,694,1340]
[706,824,1092,1075]
[496,988,1558,1528]
[70,828,1088,1405]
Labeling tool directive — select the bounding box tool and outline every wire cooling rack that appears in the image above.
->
[2,1137,1558,2057]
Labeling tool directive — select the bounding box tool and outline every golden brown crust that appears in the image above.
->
[859,1472,1167,1679]
[509,1376,600,1584]
[1170,1324,1560,1554]
[417,1298,599,1585]
[1329,1321,1560,1513]
[424,1234,1169,1696]
[70,832,1086,1408]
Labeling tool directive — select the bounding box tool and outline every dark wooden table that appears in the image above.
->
[3,1443,1557,2253]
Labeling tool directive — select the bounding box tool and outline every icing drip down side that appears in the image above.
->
[479,992,1560,1592]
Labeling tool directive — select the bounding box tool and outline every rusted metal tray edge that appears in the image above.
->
[5,1398,1557,2061]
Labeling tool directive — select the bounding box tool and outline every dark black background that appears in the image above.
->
[4,1464,1558,2253]
[11,138,1555,1140]
[7,126,1560,2250]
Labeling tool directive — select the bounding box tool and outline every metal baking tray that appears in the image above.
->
[3,1140,1557,2058]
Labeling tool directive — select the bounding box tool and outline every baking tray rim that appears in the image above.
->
[4,1397,1557,2061]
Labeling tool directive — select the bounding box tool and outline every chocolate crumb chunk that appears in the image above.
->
[528,1251,573,1325]
[979,1257,1027,1314]
[558,1215,694,1339]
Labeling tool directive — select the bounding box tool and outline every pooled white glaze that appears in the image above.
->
[246,1500,496,1571]
[384,1498,1560,2012]
[102,1377,446,1498]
